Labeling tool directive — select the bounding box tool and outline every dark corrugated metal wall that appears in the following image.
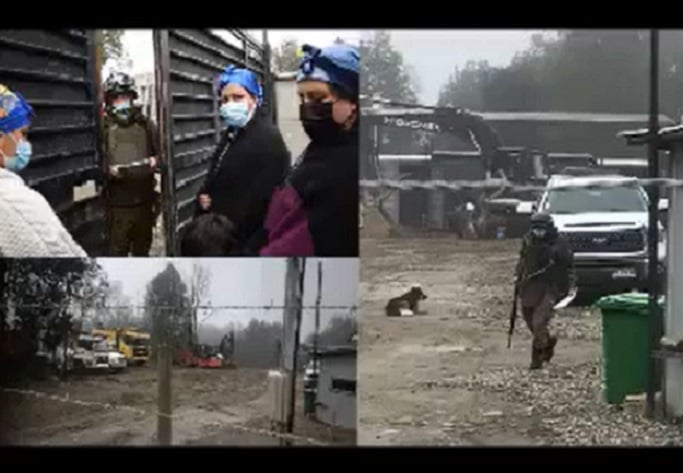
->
[154,29,272,255]
[0,30,105,254]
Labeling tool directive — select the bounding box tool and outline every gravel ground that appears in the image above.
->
[358,233,683,446]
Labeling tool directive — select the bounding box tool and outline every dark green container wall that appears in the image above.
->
[0,29,106,255]
[154,29,272,255]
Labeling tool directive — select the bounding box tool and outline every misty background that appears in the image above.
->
[1,259,357,377]
[96,258,358,368]
[361,29,683,119]
[97,258,357,334]
[106,29,360,79]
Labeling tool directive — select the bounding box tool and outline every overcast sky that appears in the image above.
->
[118,29,359,76]
[97,258,358,339]
[117,29,548,105]
[380,30,552,105]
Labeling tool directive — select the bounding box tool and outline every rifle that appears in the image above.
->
[507,283,519,349]
[507,261,554,349]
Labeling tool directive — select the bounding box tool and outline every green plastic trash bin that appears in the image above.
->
[303,388,316,415]
[595,293,663,405]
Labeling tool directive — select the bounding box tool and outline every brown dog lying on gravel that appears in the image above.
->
[385,285,428,317]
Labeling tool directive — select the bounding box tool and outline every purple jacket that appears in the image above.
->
[259,186,315,256]
[259,127,358,257]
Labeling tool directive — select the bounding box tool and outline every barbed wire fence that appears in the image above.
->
[360,176,681,232]
[6,304,359,310]
[361,177,683,193]
[1,302,357,446]
[0,386,329,446]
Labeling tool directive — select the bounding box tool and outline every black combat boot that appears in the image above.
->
[530,347,543,370]
[543,336,558,363]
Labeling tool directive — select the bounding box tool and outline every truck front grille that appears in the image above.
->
[564,230,644,253]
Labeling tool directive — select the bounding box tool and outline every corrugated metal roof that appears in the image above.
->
[362,107,675,125]
[621,124,683,146]
[548,174,637,187]
[478,112,674,124]
[362,106,442,116]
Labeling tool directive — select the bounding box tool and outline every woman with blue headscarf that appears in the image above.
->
[0,84,86,257]
[194,66,289,254]
[258,44,359,256]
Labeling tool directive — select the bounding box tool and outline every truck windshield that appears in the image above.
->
[544,186,647,213]
[126,336,149,346]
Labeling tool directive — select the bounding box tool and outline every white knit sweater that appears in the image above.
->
[0,168,88,258]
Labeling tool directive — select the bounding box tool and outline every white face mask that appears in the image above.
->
[219,101,254,129]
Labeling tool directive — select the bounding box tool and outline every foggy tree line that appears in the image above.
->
[0,259,107,379]
[197,313,357,370]
[0,260,356,378]
[437,30,683,119]
[358,29,683,118]
[360,30,420,104]
[359,30,426,161]
[271,36,348,74]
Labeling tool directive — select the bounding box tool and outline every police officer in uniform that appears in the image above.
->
[102,72,160,256]
[514,213,575,369]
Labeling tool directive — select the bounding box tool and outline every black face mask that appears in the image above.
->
[300,102,348,144]
[530,224,557,242]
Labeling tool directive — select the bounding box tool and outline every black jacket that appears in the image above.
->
[515,233,575,307]
[286,123,359,256]
[198,112,290,252]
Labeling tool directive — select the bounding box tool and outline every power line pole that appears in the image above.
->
[646,28,660,420]
[314,261,322,373]
[157,307,172,445]
[60,309,70,381]
[281,257,305,444]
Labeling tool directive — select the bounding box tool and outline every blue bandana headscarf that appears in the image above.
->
[216,66,263,106]
[0,84,33,134]
[296,44,359,99]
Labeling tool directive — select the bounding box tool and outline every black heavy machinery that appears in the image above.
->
[360,98,546,237]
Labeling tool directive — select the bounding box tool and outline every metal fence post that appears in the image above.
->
[153,29,178,256]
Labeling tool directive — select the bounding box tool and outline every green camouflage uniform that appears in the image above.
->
[515,232,574,368]
[102,108,159,256]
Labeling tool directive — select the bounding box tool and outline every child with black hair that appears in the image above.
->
[180,213,237,256]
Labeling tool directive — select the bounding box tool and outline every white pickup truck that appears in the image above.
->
[536,174,666,293]
[53,335,127,373]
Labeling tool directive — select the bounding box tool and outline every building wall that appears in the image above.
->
[275,77,308,164]
[315,355,356,430]
[378,160,401,223]
[665,142,683,418]
[134,72,157,124]
[428,165,445,229]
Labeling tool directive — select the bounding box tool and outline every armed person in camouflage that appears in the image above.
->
[514,213,575,369]
[102,72,160,256]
